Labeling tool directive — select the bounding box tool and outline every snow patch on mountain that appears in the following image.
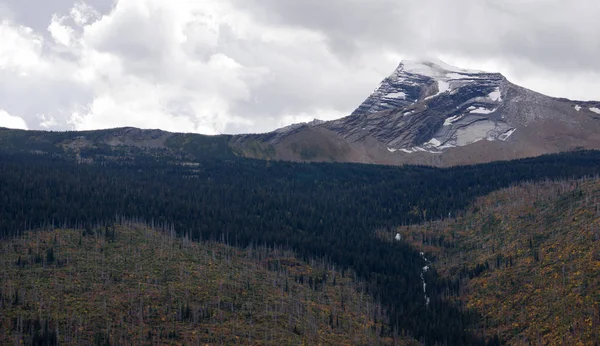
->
[590,107,600,114]
[455,121,498,146]
[488,87,502,102]
[426,138,442,147]
[399,146,442,154]
[425,80,451,100]
[499,128,516,141]
[574,105,581,111]
[437,81,450,94]
[385,92,406,99]
[444,114,464,126]
[393,117,514,154]
[470,107,497,115]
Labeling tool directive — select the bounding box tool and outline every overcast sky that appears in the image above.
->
[1,0,599,134]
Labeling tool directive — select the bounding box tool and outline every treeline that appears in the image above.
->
[2,150,600,344]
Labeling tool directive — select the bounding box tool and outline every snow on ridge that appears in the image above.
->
[574,105,581,111]
[590,107,600,114]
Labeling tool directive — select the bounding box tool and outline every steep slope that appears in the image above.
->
[232,59,600,166]
[390,179,600,344]
[0,225,409,345]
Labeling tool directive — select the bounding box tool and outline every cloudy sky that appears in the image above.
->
[1,0,599,134]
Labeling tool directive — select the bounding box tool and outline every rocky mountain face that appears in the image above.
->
[344,59,511,150]
[232,59,600,166]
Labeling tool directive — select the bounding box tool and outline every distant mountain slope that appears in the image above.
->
[0,225,408,345]
[232,59,600,166]
[0,127,236,163]
[390,178,600,344]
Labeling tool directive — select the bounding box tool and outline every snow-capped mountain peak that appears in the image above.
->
[354,59,504,116]
[342,58,512,153]
[233,58,600,167]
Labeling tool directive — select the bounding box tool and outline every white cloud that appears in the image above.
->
[70,2,100,26]
[0,109,28,129]
[48,14,74,45]
[0,20,47,74]
[38,114,58,129]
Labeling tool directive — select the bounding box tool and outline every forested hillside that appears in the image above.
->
[0,225,411,345]
[2,150,600,344]
[393,179,600,344]
[0,127,236,162]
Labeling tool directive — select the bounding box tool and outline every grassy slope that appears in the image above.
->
[0,225,416,345]
[386,179,600,345]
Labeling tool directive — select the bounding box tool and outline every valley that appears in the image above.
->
[1,1,599,344]
[1,146,600,344]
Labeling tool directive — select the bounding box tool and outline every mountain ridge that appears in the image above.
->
[2,59,600,167]
[232,59,600,166]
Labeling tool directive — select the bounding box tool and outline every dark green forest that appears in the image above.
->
[2,149,600,344]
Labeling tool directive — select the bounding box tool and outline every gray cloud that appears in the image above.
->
[0,0,599,134]
[237,0,600,72]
